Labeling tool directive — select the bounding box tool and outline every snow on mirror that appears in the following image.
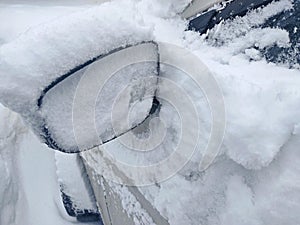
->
[0,2,157,153]
[81,42,226,186]
[40,42,159,153]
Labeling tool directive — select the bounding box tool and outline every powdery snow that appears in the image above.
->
[134,1,300,224]
[1,0,300,225]
[0,4,104,225]
[136,0,192,18]
[84,0,300,224]
[0,0,153,126]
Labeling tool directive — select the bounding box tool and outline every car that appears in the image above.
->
[0,0,299,224]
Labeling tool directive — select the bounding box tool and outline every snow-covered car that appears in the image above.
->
[61,0,300,224]
[0,0,299,225]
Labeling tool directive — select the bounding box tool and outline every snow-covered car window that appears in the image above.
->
[188,0,299,68]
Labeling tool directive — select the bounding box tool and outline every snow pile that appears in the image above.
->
[183,0,300,170]
[218,126,300,225]
[0,4,87,44]
[219,62,300,169]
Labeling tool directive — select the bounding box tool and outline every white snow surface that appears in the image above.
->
[136,0,192,18]
[0,0,153,118]
[0,106,27,225]
[85,0,300,224]
[138,1,300,224]
[0,4,105,225]
[41,49,157,151]
[1,0,300,225]
[0,104,89,225]
[0,0,158,152]
[55,152,98,213]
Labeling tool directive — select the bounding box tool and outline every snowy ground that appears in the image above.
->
[0,0,300,225]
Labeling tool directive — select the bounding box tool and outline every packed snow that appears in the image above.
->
[1,0,300,225]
